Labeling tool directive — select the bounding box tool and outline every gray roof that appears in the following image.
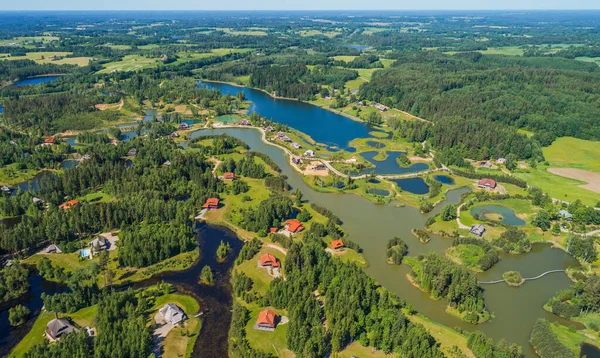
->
[47,318,78,339]
[46,244,62,254]
[159,303,186,325]
[470,224,486,236]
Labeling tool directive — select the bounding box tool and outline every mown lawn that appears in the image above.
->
[98,55,158,73]
[9,311,54,358]
[515,167,600,207]
[244,304,289,356]
[236,247,285,295]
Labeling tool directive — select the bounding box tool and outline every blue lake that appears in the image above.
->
[434,175,455,185]
[62,159,79,169]
[471,205,526,226]
[13,76,59,86]
[392,178,430,195]
[360,151,429,175]
[199,81,373,150]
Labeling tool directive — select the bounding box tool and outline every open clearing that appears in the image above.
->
[99,55,158,73]
[2,52,93,67]
[515,167,600,206]
[544,137,600,172]
[547,168,600,194]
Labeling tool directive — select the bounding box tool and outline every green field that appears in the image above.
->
[332,55,357,62]
[236,247,284,295]
[575,56,600,66]
[515,167,600,207]
[544,137,600,172]
[244,304,289,356]
[344,77,367,91]
[99,55,159,73]
[446,244,485,272]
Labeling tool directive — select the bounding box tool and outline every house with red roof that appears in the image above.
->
[59,199,80,210]
[43,137,56,144]
[202,197,220,210]
[254,309,279,331]
[330,239,345,250]
[259,253,280,268]
[285,219,304,233]
[477,178,497,189]
[269,227,278,233]
[223,172,235,180]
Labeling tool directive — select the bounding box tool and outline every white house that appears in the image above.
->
[159,303,187,325]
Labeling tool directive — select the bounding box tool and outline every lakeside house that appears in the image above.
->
[285,219,304,233]
[330,239,345,250]
[46,317,78,342]
[178,122,189,130]
[202,197,220,210]
[470,224,486,237]
[477,178,497,189]
[170,132,180,138]
[223,172,235,180]
[254,309,279,331]
[82,154,91,161]
[239,119,251,126]
[291,142,301,149]
[310,162,327,171]
[90,237,109,253]
[291,156,302,165]
[559,209,573,221]
[33,197,45,205]
[159,303,187,325]
[1,186,11,194]
[59,199,80,210]
[127,148,137,157]
[45,244,62,254]
[259,253,281,268]
[303,150,314,157]
[265,126,274,132]
[373,103,388,111]
[276,131,292,142]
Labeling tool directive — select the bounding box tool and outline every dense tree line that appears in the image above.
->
[529,318,575,358]
[409,253,487,324]
[466,331,522,358]
[268,240,443,357]
[309,203,342,224]
[236,195,294,233]
[0,262,29,303]
[361,51,600,140]
[0,126,69,170]
[249,64,319,100]
[547,274,600,319]
[492,227,532,254]
[566,234,598,264]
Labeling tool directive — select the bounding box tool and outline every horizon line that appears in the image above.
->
[1,9,600,12]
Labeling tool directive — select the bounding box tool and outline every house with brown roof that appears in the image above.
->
[46,317,78,342]
[202,197,220,210]
[330,239,345,250]
[254,309,279,331]
[285,219,304,233]
[477,178,497,189]
[259,253,280,268]
[223,172,235,180]
[59,199,80,210]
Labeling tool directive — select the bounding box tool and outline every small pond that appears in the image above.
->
[13,76,59,86]
[434,175,455,185]
[365,140,385,149]
[61,159,79,169]
[360,151,429,175]
[367,188,390,196]
[392,178,430,195]
[580,343,600,358]
[470,205,526,226]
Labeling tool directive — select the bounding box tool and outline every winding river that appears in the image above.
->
[0,83,583,357]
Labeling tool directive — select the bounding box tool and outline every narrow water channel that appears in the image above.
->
[191,127,580,357]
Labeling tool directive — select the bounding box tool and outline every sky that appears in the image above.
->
[1,0,599,11]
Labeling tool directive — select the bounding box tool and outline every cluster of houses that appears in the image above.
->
[275,131,292,143]
[269,219,305,236]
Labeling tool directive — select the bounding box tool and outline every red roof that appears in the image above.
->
[478,178,497,188]
[256,310,278,328]
[285,219,304,233]
[331,239,345,249]
[202,197,220,208]
[269,227,278,233]
[59,199,80,210]
[260,253,280,268]
[223,172,235,180]
[43,137,55,144]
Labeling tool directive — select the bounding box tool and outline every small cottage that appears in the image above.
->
[202,197,220,210]
[477,178,497,189]
[159,303,187,325]
[330,239,345,250]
